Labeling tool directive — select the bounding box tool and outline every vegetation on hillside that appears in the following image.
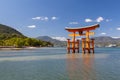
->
[0,24,53,48]
[0,37,53,48]
[0,24,25,40]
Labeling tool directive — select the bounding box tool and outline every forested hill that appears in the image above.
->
[0,24,53,47]
[0,24,25,40]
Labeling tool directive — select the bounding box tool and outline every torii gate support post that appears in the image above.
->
[86,30,90,53]
[82,38,95,54]
[67,39,70,53]
[91,38,95,53]
[67,32,80,53]
[76,39,80,53]
[82,38,85,53]
[72,32,75,53]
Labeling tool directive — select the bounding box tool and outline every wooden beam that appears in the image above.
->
[68,32,94,37]
[88,32,94,35]
[69,33,85,37]
[65,24,99,32]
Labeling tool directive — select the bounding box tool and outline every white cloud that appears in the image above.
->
[40,17,48,21]
[69,22,79,24]
[32,16,58,21]
[51,16,57,20]
[44,17,49,21]
[27,25,36,28]
[117,28,120,30]
[85,18,93,22]
[32,16,48,21]
[51,37,67,41]
[84,17,110,23]
[32,17,41,20]
[96,17,104,22]
[101,32,106,35]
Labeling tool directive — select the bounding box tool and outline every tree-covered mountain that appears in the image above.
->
[0,24,53,47]
[0,24,25,40]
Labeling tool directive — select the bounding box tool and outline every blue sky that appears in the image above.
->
[0,0,120,38]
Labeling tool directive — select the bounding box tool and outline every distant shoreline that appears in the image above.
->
[0,46,41,50]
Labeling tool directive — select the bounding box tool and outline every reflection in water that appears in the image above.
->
[82,54,96,80]
[66,53,96,80]
[66,54,81,80]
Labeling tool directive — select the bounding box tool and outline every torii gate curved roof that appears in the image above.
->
[65,24,99,32]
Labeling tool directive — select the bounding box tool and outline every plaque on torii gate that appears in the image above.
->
[65,24,99,54]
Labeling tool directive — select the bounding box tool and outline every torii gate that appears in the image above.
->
[65,24,99,54]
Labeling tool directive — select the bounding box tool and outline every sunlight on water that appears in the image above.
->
[0,53,109,62]
[0,55,64,62]
[0,48,119,80]
[66,54,96,80]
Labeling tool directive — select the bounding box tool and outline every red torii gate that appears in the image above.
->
[65,24,99,53]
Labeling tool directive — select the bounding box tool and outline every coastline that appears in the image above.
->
[0,46,41,50]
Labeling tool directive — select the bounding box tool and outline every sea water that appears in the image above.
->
[0,47,119,80]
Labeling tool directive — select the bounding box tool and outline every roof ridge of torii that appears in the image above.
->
[65,24,100,54]
[65,24,99,32]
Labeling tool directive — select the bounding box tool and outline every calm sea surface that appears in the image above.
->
[0,47,120,80]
